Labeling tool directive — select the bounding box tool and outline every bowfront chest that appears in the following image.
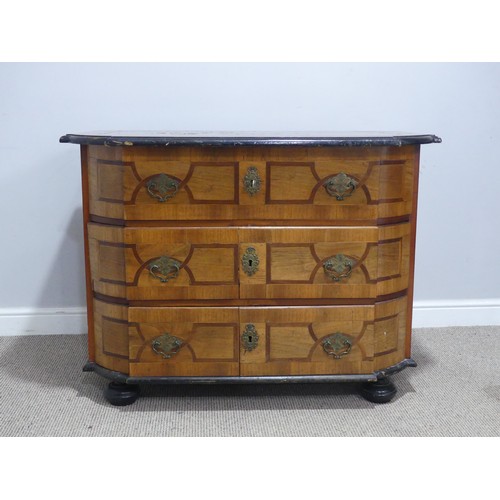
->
[61,131,440,405]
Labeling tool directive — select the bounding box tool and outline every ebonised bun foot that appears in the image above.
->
[104,382,140,406]
[360,376,397,404]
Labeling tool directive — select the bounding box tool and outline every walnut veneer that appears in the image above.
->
[62,131,440,405]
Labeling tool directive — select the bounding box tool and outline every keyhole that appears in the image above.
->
[248,259,253,267]
[248,335,253,343]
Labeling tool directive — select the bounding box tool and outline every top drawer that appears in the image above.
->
[87,145,418,223]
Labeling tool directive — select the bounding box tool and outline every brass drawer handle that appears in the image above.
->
[243,166,261,195]
[152,333,184,359]
[323,172,358,200]
[242,324,259,352]
[148,256,182,282]
[322,333,352,359]
[242,247,259,276]
[146,173,180,202]
[323,254,354,282]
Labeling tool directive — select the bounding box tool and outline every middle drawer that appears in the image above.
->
[89,223,410,301]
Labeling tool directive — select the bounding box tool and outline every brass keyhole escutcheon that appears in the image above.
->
[242,247,259,276]
[242,324,259,352]
[243,166,261,195]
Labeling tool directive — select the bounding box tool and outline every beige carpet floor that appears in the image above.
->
[0,326,498,436]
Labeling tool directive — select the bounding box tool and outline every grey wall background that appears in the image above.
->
[0,63,499,331]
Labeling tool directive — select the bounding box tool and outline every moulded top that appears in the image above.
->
[59,131,442,147]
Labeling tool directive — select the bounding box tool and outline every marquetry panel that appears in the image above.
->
[93,299,129,373]
[376,223,411,297]
[86,145,418,223]
[377,159,416,220]
[373,296,408,370]
[87,145,240,221]
[124,227,239,300]
[128,307,239,377]
[239,225,410,299]
[240,305,375,376]
[88,147,126,220]
[125,159,239,204]
[88,224,240,300]
[88,224,127,298]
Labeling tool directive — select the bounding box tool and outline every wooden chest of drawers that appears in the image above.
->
[61,131,440,405]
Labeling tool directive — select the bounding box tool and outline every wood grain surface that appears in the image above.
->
[128,306,239,377]
[82,142,421,379]
[86,144,418,223]
[93,299,129,373]
[88,223,410,301]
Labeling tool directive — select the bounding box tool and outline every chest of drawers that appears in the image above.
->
[61,131,440,405]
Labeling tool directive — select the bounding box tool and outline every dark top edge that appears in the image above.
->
[60,132,442,147]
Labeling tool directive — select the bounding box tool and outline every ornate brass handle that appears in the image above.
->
[323,254,354,282]
[152,333,184,359]
[323,172,358,200]
[148,256,182,282]
[146,173,180,202]
[243,166,261,195]
[242,324,259,351]
[242,247,260,276]
[322,333,352,359]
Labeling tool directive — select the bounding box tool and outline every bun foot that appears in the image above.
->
[360,376,397,404]
[104,382,140,406]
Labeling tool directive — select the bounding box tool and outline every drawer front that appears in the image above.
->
[124,227,240,301]
[240,296,408,376]
[89,223,410,301]
[258,155,415,222]
[88,146,240,221]
[88,224,240,300]
[92,298,408,378]
[239,224,410,299]
[129,307,240,377]
[240,305,375,376]
[87,145,417,222]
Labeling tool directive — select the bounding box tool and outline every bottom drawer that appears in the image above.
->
[240,306,375,376]
[240,297,407,376]
[129,307,240,377]
[92,297,408,378]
